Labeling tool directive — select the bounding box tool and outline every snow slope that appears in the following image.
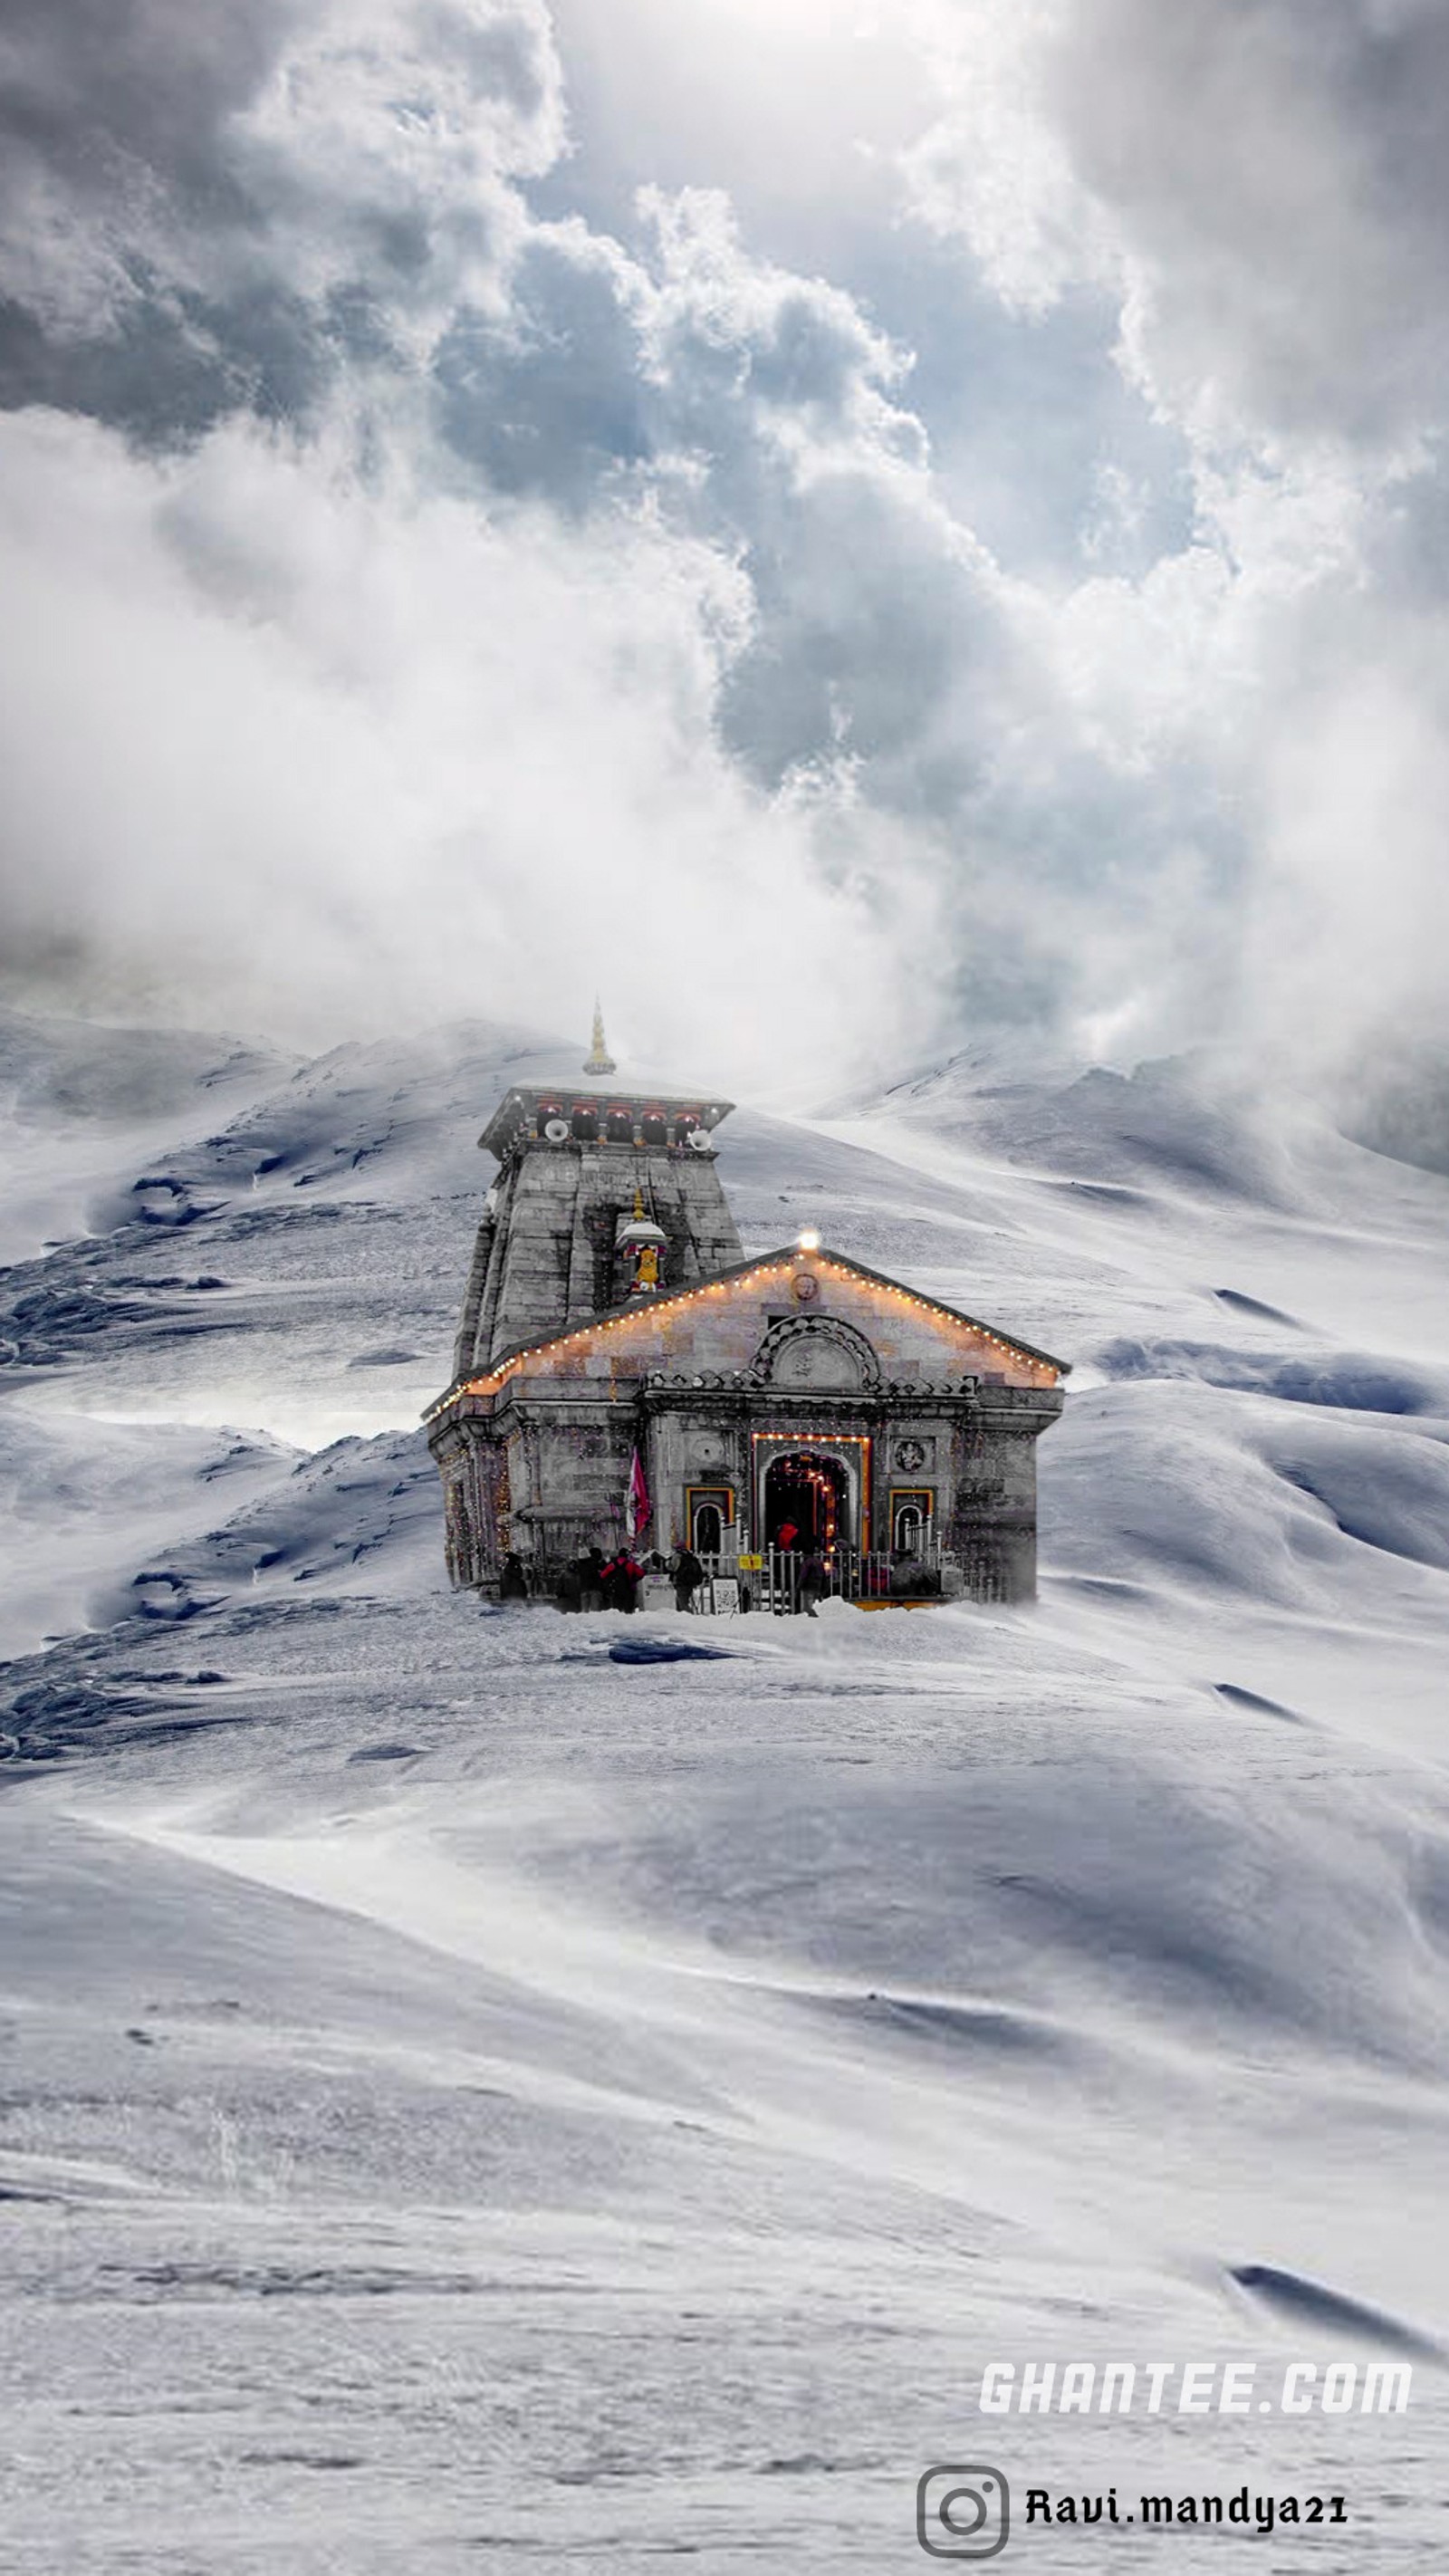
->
[2,1008,1447,2572]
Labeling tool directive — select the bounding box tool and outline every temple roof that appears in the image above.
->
[426,1241,1070,1418]
[478,1082,735,1158]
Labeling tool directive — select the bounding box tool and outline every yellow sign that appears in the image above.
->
[736,1552,763,1572]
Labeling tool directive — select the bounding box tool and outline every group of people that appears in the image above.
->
[551,1545,646,1612]
[500,1536,826,1615]
[499,1542,713,1614]
[500,1545,647,1610]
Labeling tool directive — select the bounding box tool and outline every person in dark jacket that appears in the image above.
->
[800,1552,826,1617]
[602,1552,642,1613]
[577,1546,605,1612]
[500,1552,528,1601]
[673,1545,705,1613]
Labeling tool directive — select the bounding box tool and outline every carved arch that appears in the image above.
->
[749,1312,882,1392]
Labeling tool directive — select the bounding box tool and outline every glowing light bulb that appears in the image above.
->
[797,1229,820,1252]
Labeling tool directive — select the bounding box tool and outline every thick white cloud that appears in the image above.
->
[0,405,922,1091]
[231,0,566,351]
[1047,0,1449,456]
[0,0,1446,1097]
[899,0,1118,319]
[899,0,1449,455]
[891,0,1449,1074]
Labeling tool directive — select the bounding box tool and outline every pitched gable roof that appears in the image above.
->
[426,1244,1068,1421]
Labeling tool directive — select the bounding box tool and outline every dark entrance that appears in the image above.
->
[763,1451,849,1556]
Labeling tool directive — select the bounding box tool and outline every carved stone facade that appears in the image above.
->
[427,1066,1069,1603]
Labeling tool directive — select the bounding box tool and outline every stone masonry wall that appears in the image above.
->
[461,1139,744,1373]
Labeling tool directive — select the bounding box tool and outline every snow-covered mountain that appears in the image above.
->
[3,1006,1447,2572]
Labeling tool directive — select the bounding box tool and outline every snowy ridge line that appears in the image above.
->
[3,1010,1449,2567]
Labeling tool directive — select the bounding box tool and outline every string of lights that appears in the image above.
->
[752,1428,872,1529]
[423,1245,1061,1423]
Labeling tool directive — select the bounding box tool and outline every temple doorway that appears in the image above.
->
[763,1451,849,1557]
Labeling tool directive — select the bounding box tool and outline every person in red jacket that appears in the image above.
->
[603,1552,642,1612]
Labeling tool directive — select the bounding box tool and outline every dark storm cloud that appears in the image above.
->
[0,0,298,197]
[0,0,561,437]
[0,279,327,446]
[0,0,308,430]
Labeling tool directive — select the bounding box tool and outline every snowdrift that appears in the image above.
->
[3,1006,1448,2571]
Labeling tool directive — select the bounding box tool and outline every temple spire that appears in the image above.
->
[583,1001,616,1078]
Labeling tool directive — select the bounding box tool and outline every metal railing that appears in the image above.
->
[693,1540,944,1613]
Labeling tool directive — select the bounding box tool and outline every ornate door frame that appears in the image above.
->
[750,1430,871,1551]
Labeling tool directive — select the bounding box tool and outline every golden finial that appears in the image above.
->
[583,1000,616,1077]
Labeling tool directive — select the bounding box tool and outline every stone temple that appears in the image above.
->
[426,1014,1068,1604]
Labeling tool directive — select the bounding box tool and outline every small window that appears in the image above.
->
[687,1485,734,1555]
[891,1486,934,1552]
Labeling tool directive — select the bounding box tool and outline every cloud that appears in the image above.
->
[1,0,1447,1100]
[890,0,1449,1075]
[1046,0,1449,457]
[0,0,564,434]
[899,0,1449,458]
[230,0,565,348]
[0,404,927,1091]
[899,0,1118,320]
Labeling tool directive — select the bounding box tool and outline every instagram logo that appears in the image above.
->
[916,2465,1011,2558]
